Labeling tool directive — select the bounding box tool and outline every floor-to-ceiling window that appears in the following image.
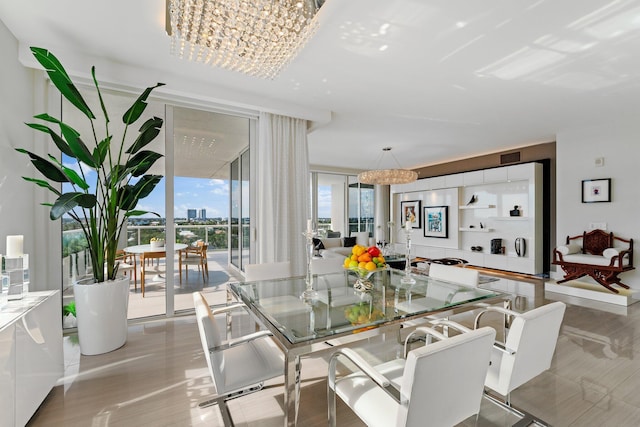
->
[230,148,250,270]
[60,94,254,323]
[312,172,375,239]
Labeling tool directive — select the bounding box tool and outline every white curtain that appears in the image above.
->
[257,112,310,276]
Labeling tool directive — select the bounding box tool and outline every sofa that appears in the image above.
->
[315,231,371,258]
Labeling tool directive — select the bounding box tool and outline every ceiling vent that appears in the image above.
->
[500,152,521,164]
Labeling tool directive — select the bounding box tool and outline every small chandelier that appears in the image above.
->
[358,147,418,185]
[167,0,324,79]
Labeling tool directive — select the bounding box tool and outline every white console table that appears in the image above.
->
[0,291,63,426]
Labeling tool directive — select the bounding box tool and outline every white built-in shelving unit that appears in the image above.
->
[391,163,543,275]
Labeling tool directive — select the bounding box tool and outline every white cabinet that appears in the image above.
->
[0,291,62,427]
[0,322,15,427]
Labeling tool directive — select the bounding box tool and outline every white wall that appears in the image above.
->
[0,22,34,269]
[0,21,60,290]
[556,117,640,289]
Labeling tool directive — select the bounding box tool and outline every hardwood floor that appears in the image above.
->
[28,285,640,427]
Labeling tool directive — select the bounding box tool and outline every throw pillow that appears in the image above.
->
[343,236,357,247]
[327,230,341,238]
[556,244,581,255]
[313,238,324,250]
[603,248,620,259]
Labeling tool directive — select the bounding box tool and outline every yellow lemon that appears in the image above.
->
[365,261,377,271]
[358,261,367,269]
[348,260,358,268]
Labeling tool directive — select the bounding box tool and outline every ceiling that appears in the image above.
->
[2,0,640,173]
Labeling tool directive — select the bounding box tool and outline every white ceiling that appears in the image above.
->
[2,0,640,172]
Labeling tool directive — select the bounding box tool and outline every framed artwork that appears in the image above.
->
[424,205,448,238]
[582,178,611,203]
[400,200,421,228]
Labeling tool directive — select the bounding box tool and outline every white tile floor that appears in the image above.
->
[33,272,640,427]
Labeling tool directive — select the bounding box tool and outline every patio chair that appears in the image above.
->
[139,251,165,297]
[180,242,208,284]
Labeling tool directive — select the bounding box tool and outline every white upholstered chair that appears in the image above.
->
[192,292,284,425]
[328,324,496,427]
[244,261,292,281]
[243,261,309,316]
[428,263,479,287]
[310,257,344,275]
[351,231,370,247]
[473,301,566,426]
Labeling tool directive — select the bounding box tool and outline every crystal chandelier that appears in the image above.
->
[167,0,324,79]
[358,147,418,185]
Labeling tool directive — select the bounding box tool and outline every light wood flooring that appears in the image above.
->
[28,286,640,427]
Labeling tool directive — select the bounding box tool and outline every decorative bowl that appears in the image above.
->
[345,266,387,291]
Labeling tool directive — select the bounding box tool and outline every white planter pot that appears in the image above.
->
[73,276,130,355]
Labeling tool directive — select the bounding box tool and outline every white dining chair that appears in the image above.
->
[244,261,292,281]
[243,261,309,316]
[429,262,479,287]
[328,324,496,427]
[192,291,284,426]
[473,301,566,426]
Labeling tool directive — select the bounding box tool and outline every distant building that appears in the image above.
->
[187,209,197,220]
[199,208,206,220]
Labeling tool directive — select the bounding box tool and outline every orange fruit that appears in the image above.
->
[358,253,372,263]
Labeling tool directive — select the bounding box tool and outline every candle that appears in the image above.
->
[307,219,313,233]
[405,220,411,231]
[7,235,24,258]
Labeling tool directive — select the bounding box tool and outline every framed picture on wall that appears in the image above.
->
[424,206,448,238]
[582,178,611,203]
[400,200,421,228]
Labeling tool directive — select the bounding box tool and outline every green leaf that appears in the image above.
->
[50,192,97,220]
[126,151,163,177]
[91,66,110,125]
[25,122,74,157]
[122,83,165,124]
[30,47,95,119]
[93,136,111,166]
[60,164,90,190]
[22,176,62,196]
[34,114,97,167]
[126,117,163,154]
[16,148,69,183]
[119,175,162,210]
[125,210,160,218]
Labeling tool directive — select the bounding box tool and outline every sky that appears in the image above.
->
[130,177,229,219]
[62,157,334,219]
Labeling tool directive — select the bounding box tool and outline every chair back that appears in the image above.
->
[140,251,164,262]
[399,327,496,427]
[192,292,225,391]
[351,231,369,247]
[493,301,566,395]
[244,261,292,282]
[429,263,479,287]
[310,257,344,275]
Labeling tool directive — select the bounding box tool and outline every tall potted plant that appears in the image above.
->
[18,47,164,355]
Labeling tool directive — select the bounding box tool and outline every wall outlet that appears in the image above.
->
[589,222,607,230]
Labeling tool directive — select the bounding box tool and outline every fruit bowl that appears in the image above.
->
[344,302,385,332]
[342,244,387,291]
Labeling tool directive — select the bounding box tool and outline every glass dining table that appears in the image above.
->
[228,268,507,427]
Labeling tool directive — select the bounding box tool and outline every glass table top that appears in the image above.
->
[229,269,501,346]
